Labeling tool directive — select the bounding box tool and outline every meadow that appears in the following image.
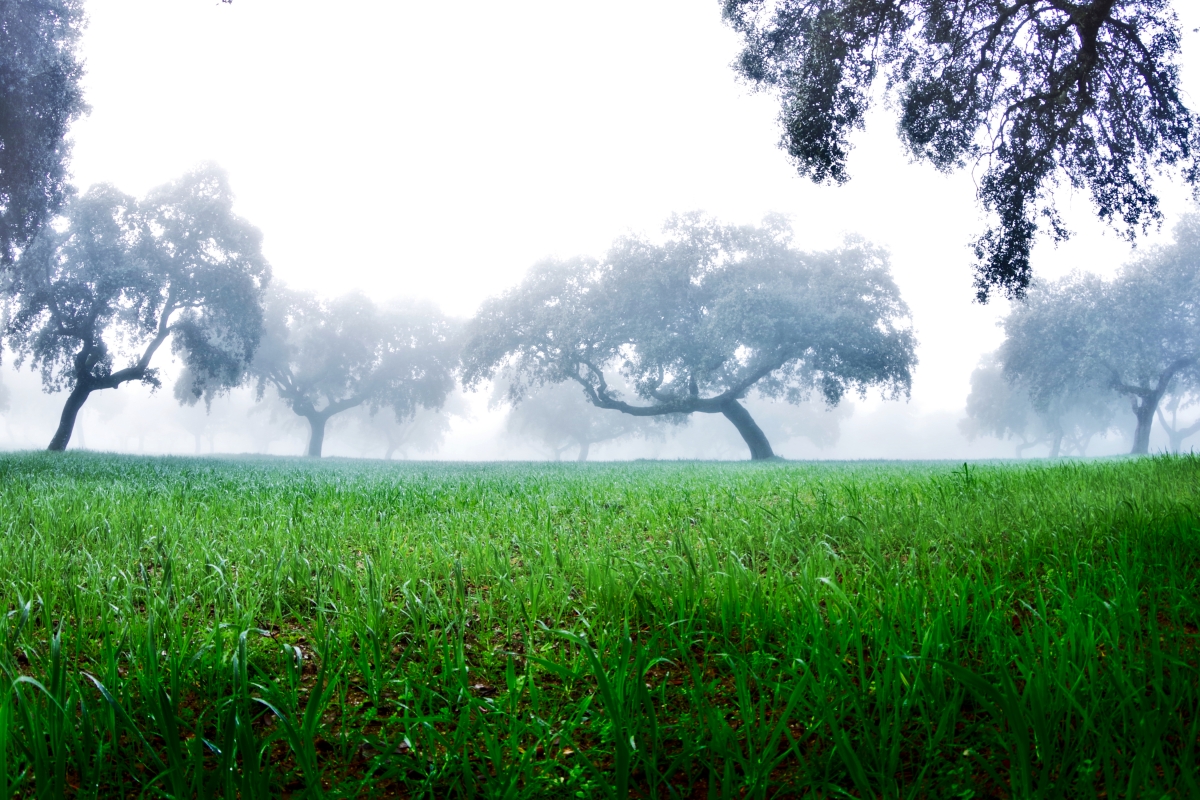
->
[0,452,1196,799]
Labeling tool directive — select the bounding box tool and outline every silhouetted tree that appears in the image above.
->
[999,215,1200,454]
[251,286,458,457]
[4,166,270,450]
[723,0,1199,301]
[0,0,88,268]
[462,214,916,460]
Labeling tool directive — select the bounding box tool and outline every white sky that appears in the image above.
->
[20,0,1199,456]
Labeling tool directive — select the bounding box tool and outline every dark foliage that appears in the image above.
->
[0,0,88,267]
[723,0,1199,300]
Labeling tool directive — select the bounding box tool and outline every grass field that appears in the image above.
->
[0,453,1196,798]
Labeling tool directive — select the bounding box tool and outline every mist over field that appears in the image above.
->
[0,360,1149,460]
[2,0,1197,461]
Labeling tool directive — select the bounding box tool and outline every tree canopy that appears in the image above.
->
[1,0,88,268]
[723,0,1199,301]
[250,285,458,457]
[462,214,916,460]
[4,165,270,450]
[998,214,1200,453]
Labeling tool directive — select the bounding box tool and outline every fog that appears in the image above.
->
[0,359,1162,460]
[2,0,1198,461]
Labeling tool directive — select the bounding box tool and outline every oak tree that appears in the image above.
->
[999,215,1200,453]
[4,166,270,450]
[462,214,916,460]
[250,285,458,457]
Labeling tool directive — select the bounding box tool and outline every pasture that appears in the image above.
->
[0,453,1196,798]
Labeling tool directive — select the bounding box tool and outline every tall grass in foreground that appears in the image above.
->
[0,453,1196,798]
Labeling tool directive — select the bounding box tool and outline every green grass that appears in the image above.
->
[0,453,1196,798]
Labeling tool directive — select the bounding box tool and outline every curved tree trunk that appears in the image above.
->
[1131,400,1156,455]
[576,440,590,462]
[305,413,330,457]
[720,399,775,460]
[48,382,92,451]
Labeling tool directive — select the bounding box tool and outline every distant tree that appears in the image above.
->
[250,286,458,458]
[961,352,1117,457]
[462,214,916,460]
[999,215,1200,454]
[174,365,240,454]
[723,0,1199,301]
[1155,390,1200,453]
[500,379,676,461]
[4,166,270,451]
[1100,217,1200,452]
[340,393,468,460]
[0,0,88,268]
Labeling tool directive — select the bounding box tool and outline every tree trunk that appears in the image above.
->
[720,399,775,460]
[1131,400,1156,455]
[305,414,329,457]
[1048,428,1063,458]
[47,383,92,451]
[576,440,590,462]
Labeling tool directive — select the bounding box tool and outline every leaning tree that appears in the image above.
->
[1,0,88,269]
[723,0,1199,301]
[4,165,270,450]
[250,285,458,458]
[462,214,916,460]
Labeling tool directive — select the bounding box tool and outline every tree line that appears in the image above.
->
[0,174,921,459]
[1,164,1196,459]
